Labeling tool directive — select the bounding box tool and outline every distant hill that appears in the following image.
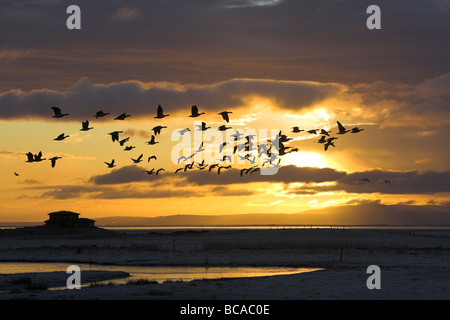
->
[93,202,450,226]
[3,202,449,228]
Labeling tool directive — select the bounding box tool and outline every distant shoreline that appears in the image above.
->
[2,224,450,230]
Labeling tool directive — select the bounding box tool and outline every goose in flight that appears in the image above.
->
[291,127,304,133]
[384,179,391,184]
[209,163,219,172]
[156,168,165,175]
[195,142,205,153]
[80,120,93,131]
[54,133,69,141]
[351,127,364,133]
[178,128,190,136]
[152,125,167,135]
[14,172,19,176]
[218,125,231,131]
[49,156,62,168]
[146,135,158,145]
[189,105,205,117]
[105,159,116,168]
[114,113,131,120]
[143,169,155,175]
[51,107,69,118]
[119,137,130,146]
[317,136,327,144]
[320,129,330,136]
[184,162,194,171]
[175,167,184,174]
[279,134,292,143]
[155,105,169,119]
[218,111,232,123]
[94,110,109,118]
[148,155,157,162]
[109,131,123,142]
[230,130,244,141]
[196,122,210,131]
[324,140,335,151]
[307,129,319,134]
[218,165,231,175]
[219,142,229,153]
[124,146,135,151]
[240,165,258,177]
[26,152,35,162]
[361,178,370,183]
[131,154,143,163]
[219,155,232,163]
[337,121,349,134]
[34,151,46,162]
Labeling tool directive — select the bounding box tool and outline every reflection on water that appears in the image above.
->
[0,262,322,289]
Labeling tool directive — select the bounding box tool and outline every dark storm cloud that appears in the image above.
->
[334,170,450,195]
[88,165,164,185]
[0,77,341,119]
[0,0,448,90]
[183,165,346,185]
[90,164,450,196]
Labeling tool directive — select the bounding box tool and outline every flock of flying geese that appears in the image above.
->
[21,105,375,182]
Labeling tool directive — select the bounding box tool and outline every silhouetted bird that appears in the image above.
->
[80,120,93,131]
[144,169,154,175]
[156,168,165,175]
[51,107,69,118]
[384,179,391,184]
[131,154,143,163]
[218,165,231,174]
[292,127,304,133]
[152,125,167,135]
[209,163,219,172]
[196,122,210,131]
[49,156,62,168]
[320,129,330,136]
[25,152,35,162]
[155,105,169,119]
[119,137,130,146]
[105,159,116,168]
[148,155,157,162]
[218,111,232,123]
[146,135,158,145]
[175,168,184,174]
[189,105,205,117]
[307,129,319,134]
[324,140,335,151]
[361,178,370,183]
[218,125,231,131]
[94,110,109,118]
[33,151,46,162]
[109,131,123,142]
[178,128,190,135]
[124,146,135,151]
[337,121,349,134]
[54,133,69,141]
[351,127,364,133]
[114,113,130,120]
[317,136,327,144]
[14,172,19,176]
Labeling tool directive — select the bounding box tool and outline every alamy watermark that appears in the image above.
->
[66,5,381,31]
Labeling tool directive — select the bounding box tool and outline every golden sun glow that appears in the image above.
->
[283,152,330,168]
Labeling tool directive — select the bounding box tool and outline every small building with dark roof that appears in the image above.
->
[44,211,95,228]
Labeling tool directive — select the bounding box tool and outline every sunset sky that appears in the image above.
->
[1,0,449,223]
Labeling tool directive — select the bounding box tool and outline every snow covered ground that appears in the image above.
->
[0,227,449,300]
